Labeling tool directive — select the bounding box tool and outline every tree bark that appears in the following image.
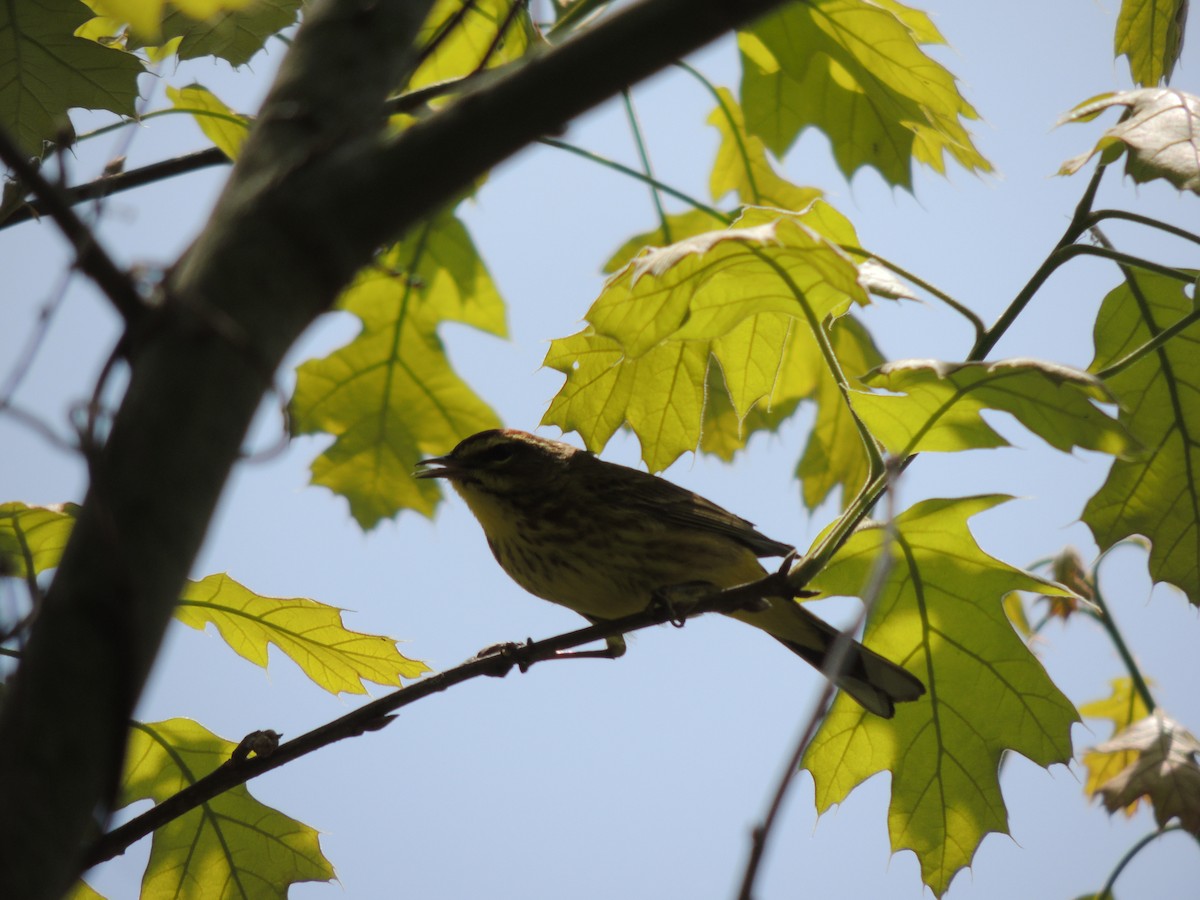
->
[0,0,791,895]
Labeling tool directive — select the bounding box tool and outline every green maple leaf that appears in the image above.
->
[1114,0,1187,86]
[117,0,300,65]
[804,496,1078,897]
[852,358,1133,456]
[0,0,142,154]
[602,209,730,275]
[795,315,883,508]
[542,205,865,471]
[0,502,79,578]
[120,718,334,899]
[738,0,989,189]
[1083,271,1200,605]
[707,86,824,212]
[177,573,429,694]
[167,83,250,159]
[410,0,536,94]
[291,208,505,528]
[0,506,427,683]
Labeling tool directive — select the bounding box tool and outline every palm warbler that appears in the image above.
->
[416,429,924,717]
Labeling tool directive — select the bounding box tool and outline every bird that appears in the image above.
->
[416,428,924,717]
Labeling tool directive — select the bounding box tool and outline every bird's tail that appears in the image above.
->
[736,600,925,718]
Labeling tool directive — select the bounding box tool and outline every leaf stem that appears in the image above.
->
[970,162,1107,360]
[674,60,761,204]
[1086,576,1156,712]
[539,137,730,223]
[1089,210,1200,247]
[752,250,886,480]
[621,90,671,241]
[1096,305,1200,380]
[1097,826,1183,899]
[839,244,985,340]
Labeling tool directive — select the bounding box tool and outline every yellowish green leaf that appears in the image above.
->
[698,360,801,461]
[1079,677,1153,814]
[177,573,428,694]
[707,86,823,211]
[542,206,865,470]
[410,0,536,94]
[1002,592,1032,639]
[120,718,335,898]
[1084,272,1200,604]
[0,502,79,578]
[804,496,1078,897]
[1115,0,1188,86]
[738,0,989,189]
[166,84,250,159]
[101,0,258,42]
[597,207,863,357]
[64,882,105,900]
[150,0,298,66]
[602,209,729,275]
[0,0,142,154]
[796,315,882,508]
[1058,89,1200,193]
[853,358,1132,457]
[291,209,505,527]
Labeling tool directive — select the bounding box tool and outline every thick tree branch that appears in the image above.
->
[0,0,791,895]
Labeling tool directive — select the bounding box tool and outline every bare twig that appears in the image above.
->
[0,128,144,325]
[84,568,801,869]
[738,464,900,900]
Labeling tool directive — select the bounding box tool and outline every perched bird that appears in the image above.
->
[416,429,924,717]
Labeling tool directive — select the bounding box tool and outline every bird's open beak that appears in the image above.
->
[414,456,456,479]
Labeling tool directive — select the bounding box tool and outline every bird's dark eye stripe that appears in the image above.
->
[468,443,516,464]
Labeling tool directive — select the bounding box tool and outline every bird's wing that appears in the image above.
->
[583,454,794,558]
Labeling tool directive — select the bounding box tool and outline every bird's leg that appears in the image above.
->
[553,622,627,660]
[649,581,720,627]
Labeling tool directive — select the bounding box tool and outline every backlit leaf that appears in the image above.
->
[1115,0,1188,86]
[167,84,249,159]
[120,718,334,898]
[542,206,865,470]
[796,315,883,508]
[804,496,1077,897]
[127,0,300,66]
[410,0,535,95]
[291,209,505,527]
[1083,272,1200,604]
[1079,677,1153,815]
[602,209,729,275]
[177,573,429,694]
[738,0,989,189]
[1058,89,1200,193]
[853,358,1132,456]
[0,502,78,578]
[708,86,823,211]
[0,0,142,154]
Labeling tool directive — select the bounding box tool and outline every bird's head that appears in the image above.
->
[415,429,576,497]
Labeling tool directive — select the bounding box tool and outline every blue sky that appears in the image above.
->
[2,1,1198,897]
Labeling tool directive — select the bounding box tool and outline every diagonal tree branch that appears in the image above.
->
[85,568,794,868]
[0,0,792,895]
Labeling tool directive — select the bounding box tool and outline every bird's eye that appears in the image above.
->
[474,444,515,465]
